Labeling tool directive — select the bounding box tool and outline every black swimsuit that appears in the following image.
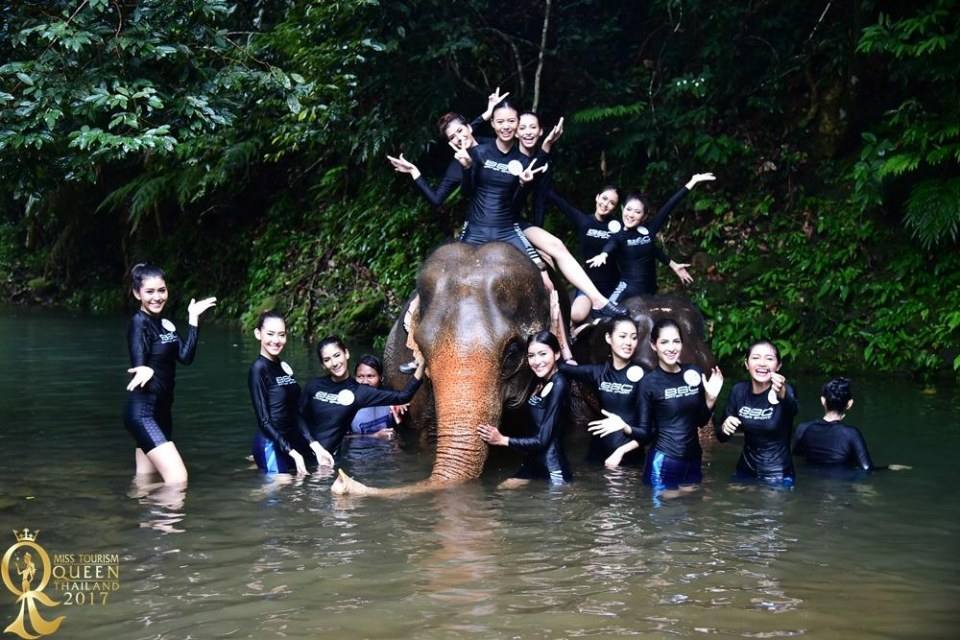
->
[123,311,198,453]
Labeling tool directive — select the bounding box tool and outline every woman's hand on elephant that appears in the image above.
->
[586,253,607,268]
[720,415,741,436]
[387,153,421,180]
[478,423,508,446]
[390,403,409,424]
[587,410,630,438]
[685,172,716,189]
[669,261,694,285]
[702,366,724,406]
[411,350,427,380]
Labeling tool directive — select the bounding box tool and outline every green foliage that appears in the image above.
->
[0,0,958,377]
[852,0,960,248]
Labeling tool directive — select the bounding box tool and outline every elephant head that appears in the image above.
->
[334,242,549,494]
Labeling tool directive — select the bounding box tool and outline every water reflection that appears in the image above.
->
[1,309,958,639]
[130,480,187,534]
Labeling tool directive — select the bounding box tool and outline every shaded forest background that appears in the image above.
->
[1,0,958,375]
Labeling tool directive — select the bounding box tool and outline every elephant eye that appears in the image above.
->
[501,337,525,379]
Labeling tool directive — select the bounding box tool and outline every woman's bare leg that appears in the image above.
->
[145,441,188,485]
[523,227,609,309]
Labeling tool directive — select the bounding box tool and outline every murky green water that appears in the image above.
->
[1,307,958,639]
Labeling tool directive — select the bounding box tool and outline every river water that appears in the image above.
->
[0,308,958,639]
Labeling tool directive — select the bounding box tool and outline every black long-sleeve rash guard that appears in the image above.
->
[300,376,422,455]
[508,372,573,480]
[718,381,798,479]
[560,361,648,459]
[462,141,530,228]
[127,310,198,398]
[601,187,689,292]
[248,356,313,454]
[634,365,713,460]
[793,419,878,471]
[413,159,464,208]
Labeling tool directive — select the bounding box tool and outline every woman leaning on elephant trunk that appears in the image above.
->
[478,331,573,488]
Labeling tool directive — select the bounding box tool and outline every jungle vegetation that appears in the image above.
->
[1,0,958,375]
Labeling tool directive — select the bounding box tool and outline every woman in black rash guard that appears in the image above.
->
[561,318,649,468]
[592,318,723,493]
[300,336,425,457]
[123,263,216,485]
[248,311,334,475]
[587,174,714,305]
[716,341,798,486]
[478,331,573,487]
[793,377,910,472]
[548,185,693,323]
[389,101,625,319]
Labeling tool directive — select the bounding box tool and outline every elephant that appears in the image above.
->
[332,243,715,495]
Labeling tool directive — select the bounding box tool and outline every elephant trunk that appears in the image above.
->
[427,335,500,482]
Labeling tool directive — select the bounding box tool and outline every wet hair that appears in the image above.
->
[317,335,347,360]
[606,317,638,336]
[622,192,652,218]
[822,377,852,413]
[746,340,781,363]
[255,309,285,330]
[518,110,541,124]
[354,354,383,377]
[597,185,620,199]
[130,263,165,292]
[436,112,467,138]
[526,330,561,355]
[492,99,520,118]
[650,318,683,343]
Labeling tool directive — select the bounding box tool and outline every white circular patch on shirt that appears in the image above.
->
[280,361,293,376]
[337,389,356,406]
[540,381,554,397]
[507,160,524,176]
[161,319,176,333]
[626,366,644,382]
[767,388,780,405]
[607,219,622,233]
[683,369,701,387]
[636,225,650,236]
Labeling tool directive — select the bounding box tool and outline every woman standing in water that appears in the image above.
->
[124,263,216,485]
[478,331,573,487]
[300,336,425,457]
[587,175,714,305]
[561,317,649,468]
[248,311,334,475]
[716,341,798,486]
[591,318,723,492]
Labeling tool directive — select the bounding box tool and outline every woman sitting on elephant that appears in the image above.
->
[300,336,426,457]
[546,185,693,324]
[587,174,716,305]
[478,330,573,488]
[589,318,723,494]
[390,99,626,320]
[561,317,648,469]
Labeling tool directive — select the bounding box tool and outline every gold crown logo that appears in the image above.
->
[12,528,39,542]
